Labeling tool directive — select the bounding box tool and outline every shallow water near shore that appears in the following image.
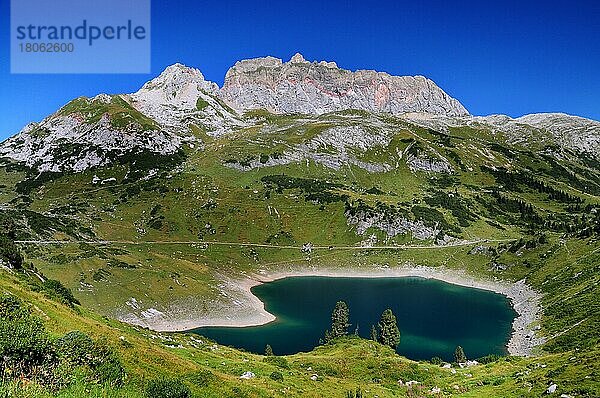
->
[193,276,516,361]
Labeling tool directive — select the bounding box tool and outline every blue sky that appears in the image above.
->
[1,0,599,140]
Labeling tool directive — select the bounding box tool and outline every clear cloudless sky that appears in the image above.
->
[0,0,599,140]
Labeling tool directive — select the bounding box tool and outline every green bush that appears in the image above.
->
[95,355,126,386]
[0,295,56,381]
[56,331,125,386]
[0,294,125,392]
[56,331,95,365]
[476,354,502,364]
[269,371,284,381]
[145,377,191,398]
[186,369,215,387]
[429,356,444,365]
[263,355,289,369]
[196,98,209,111]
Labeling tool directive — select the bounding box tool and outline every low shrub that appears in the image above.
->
[145,377,191,398]
[429,356,444,365]
[0,295,57,382]
[476,354,502,364]
[186,369,215,387]
[269,371,283,381]
[95,355,126,387]
[56,331,95,365]
[56,331,125,386]
[263,356,289,369]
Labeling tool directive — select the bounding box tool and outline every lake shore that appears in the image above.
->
[126,264,544,357]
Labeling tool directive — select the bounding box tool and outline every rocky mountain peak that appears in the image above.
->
[290,52,309,64]
[136,63,218,99]
[224,56,284,78]
[220,54,469,117]
[126,63,238,133]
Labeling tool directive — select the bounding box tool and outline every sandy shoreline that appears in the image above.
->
[122,265,544,357]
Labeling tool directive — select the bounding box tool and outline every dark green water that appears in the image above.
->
[193,277,516,361]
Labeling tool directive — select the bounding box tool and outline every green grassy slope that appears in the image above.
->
[1,110,600,396]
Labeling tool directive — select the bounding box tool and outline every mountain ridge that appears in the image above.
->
[1,55,600,173]
[219,53,470,116]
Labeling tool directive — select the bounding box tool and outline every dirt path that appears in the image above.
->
[15,238,515,250]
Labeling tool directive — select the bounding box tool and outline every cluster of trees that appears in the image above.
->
[323,301,401,349]
[261,174,348,204]
[0,218,23,269]
[0,234,23,269]
[483,166,584,204]
[478,166,600,236]
[319,301,471,365]
[424,190,477,227]
[491,191,537,218]
[488,191,600,236]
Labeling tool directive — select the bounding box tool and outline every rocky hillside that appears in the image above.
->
[0,94,180,173]
[2,54,599,173]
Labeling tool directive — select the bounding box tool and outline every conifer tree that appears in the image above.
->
[377,309,400,348]
[265,344,273,356]
[454,345,467,363]
[369,325,378,341]
[330,301,350,338]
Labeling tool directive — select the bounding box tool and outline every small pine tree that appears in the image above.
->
[330,301,350,338]
[377,309,400,349]
[265,344,273,356]
[454,345,467,363]
[323,329,332,344]
[369,325,378,341]
[346,387,363,398]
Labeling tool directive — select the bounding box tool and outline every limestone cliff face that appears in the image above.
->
[219,53,469,117]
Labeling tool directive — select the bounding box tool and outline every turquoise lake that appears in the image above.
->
[193,276,516,361]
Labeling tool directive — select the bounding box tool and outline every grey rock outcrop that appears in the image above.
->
[220,53,469,117]
[224,123,394,173]
[127,63,241,136]
[345,208,450,244]
[476,113,600,157]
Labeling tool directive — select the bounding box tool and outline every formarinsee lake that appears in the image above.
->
[193,276,516,362]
